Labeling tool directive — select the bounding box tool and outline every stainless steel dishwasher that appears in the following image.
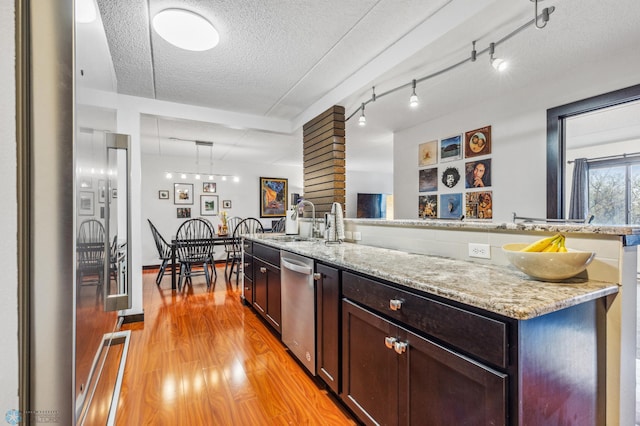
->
[280,250,317,375]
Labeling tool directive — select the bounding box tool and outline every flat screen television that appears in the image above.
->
[357,193,387,218]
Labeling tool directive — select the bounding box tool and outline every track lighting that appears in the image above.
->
[347,6,555,126]
[358,103,366,127]
[409,80,419,108]
[489,43,508,72]
[531,0,553,29]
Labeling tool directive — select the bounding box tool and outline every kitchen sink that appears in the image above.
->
[269,235,319,243]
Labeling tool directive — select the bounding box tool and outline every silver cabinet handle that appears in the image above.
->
[313,273,321,280]
[384,336,397,349]
[393,341,408,354]
[259,267,267,273]
[389,299,403,311]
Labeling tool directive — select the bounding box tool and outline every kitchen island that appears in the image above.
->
[242,226,628,425]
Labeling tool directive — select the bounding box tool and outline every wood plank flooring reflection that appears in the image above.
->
[116,267,356,425]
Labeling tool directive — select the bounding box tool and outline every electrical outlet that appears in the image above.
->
[353,231,362,241]
[468,243,491,259]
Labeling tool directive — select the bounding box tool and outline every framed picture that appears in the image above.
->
[440,166,461,189]
[203,182,216,193]
[440,193,463,219]
[200,195,219,216]
[174,183,194,205]
[260,177,288,217]
[418,195,437,219]
[112,188,118,199]
[222,200,232,209]
[418,140,438,166]
[79,177,92,189]
[176,207,191,219]
[418,168,438,192]
[466,191,493,219]
[79,191,94,216]
[465,125,492,158]
[465,159,492,188]
[158,190,169,200]
[440,134,462,162]
[98,179,107,203]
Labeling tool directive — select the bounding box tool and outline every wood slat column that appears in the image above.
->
[302,106,346,216]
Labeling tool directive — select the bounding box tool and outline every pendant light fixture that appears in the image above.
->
[409,80,419,108]
[153,9,219,51]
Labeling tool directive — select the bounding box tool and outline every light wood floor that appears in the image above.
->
[115,266,357,425]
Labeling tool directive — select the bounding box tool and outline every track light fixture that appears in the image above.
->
[489,42,508,72]
[346,4,555,126]
[358,103,366,126]
[409,80,419,108]
[531,0,554,30]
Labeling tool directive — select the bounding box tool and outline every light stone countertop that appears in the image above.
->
[246,234,619,320]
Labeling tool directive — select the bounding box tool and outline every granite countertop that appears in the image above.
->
[345,218,640,238]
[246,234,619,320]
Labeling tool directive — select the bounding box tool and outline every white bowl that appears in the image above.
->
[502,243,596,281]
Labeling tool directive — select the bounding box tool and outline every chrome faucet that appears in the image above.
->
[295,200,319,238]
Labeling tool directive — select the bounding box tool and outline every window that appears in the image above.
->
[588,158,640,225]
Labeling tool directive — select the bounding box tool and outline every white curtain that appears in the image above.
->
[568,158,588,220]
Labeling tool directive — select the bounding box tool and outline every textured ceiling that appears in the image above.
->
[76,0,640,172]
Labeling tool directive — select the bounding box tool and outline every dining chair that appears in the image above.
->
[228,217,264,283]
[223,216,243,277]
[147,219,173,286]
[175,218,215,289]
[271,217,286,233]
[198,217,219,278]
[76,219,106,292]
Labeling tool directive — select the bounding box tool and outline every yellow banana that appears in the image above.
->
[558,236,568,252]
[542,238,560,252]
[520,233,562,252]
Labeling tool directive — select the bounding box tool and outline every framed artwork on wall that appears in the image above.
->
[418,195,437,219]
[158,190,169,199]
[441,166,461,189]
[222,200,232,209]
[418,168,438,192]
[440,193,463,219]
[79,191,94,216]
[203,182,216,193]
[465,159,492,188]
[418,140,438,166]
[174,183,194,205]
[79,177,92,189]
[464,125,491,158]
[440,134,462,162]
[98,179,106,203]
[260,177,288,217]
[200,195,219,216]
[177,207,191,219]
[466,191,493,219]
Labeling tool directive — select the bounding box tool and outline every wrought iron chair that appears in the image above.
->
[223,216,243,277]
[147,219,173,286]
[271,217,286,233]
[175,218,215,290]
[77,219,106,292]
[228,217,264,283]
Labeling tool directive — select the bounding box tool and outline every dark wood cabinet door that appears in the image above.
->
[243,254,254,304]
[253,258,268,315]
[400,326,507,426]
[342,299,398,426]
[316,263,340,394]
[266,266,281,333]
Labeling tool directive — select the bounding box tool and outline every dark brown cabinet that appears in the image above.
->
[341,273,507,426]
[253,243,281,334]
[242,240,253,305]
[316,263,341,394]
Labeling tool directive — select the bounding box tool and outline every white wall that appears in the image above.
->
[0,0,19,413]
[346,170,393,218]
[141,152,303,266]
[393,52,640,222]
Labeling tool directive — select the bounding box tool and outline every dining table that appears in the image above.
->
[170,235,237,290]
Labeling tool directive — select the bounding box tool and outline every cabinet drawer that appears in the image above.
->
[342,271,508,369]
[254,243,280,267]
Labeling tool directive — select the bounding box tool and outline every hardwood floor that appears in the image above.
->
[115,267,357,425]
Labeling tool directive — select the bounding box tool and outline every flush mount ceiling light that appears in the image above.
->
[152,9,219,51]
